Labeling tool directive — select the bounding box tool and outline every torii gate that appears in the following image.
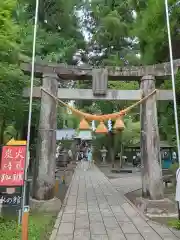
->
[22,59,179,201]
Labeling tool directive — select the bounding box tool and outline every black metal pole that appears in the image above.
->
[177,202,180,220]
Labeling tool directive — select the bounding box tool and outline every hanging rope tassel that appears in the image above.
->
[113,117,125,131]
[95,121,108,134]
[79,118,90,130]
[41,87,157,121]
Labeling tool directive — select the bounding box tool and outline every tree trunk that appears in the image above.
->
[32,73,58,200]
[140,75,164,200]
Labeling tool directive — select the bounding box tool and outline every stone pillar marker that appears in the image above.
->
[140,75,164,200]
[32,73,58,201]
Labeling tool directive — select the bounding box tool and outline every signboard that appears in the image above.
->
[1,146,26,170]
[0,193,21,206]
[6,138,26,146]
[0,186,22,216]
[0,170,24,186]
[0,142,27,220]
[6,187,15,194]
[0,145,26,186]
[23,206,30,212]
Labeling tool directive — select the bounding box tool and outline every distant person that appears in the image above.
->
[56,142,62,158]
[122,155,127,163]
[68,149,73,162]
[80,146,87,171]
[132,155,136,167]
[172,151,177,164]
[87,148,93,169]
[164,151,168,159]
[136,152,141,165]
[100,146,108,164]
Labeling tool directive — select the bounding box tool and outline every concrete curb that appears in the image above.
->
[101,170,149,221]
[98,166,179,237]
[122,191,149,221]
[49,165,77,240]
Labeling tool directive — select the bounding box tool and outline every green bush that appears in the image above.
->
[3,125,17,144]
[169,163,179,177]
[0,213,55,240]
[168,219,180,230]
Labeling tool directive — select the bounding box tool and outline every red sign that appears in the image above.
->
[0,170,24,186]
[0,146,26,186]
[1,146,26,171]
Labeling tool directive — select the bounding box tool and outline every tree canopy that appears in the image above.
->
[0,0,179,147]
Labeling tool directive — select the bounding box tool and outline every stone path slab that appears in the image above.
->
[50,164,180,240]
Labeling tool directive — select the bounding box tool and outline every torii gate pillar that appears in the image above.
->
[140,75,164,200]
[32,73,58,200]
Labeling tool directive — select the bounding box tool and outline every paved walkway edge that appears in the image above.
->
[50,164,180,240]
[102,174,148,222]
[50,166,77,240]
[103,170,180,239]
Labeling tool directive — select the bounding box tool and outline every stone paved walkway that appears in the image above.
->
[50,164,180,240]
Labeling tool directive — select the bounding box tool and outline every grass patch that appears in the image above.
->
[0,212,56,240]
[168,219,180,230]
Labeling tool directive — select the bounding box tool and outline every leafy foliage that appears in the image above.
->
[121,116,140,145]
[132,0,180,64]
[0,0,26,143]
[0,0,179,151]
[3,125,17,144]
[0,0,85,143]
[168,219,180,230]
[84,0,140,66]
[0,213,55,240]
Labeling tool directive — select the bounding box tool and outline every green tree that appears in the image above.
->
[0,0,25,143]
[15,0,86,200]
[132,0,180,64]
[84,0,139,66]
[114,116,140,167]
[131,0,180,147]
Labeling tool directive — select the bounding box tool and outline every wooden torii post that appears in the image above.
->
[140,75,164,199]
[21,60,180,201]
[32,73,58,200]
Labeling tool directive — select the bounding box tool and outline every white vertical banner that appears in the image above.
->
[108,119,112,131]
[92,120,96,131]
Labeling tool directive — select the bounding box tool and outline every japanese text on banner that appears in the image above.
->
[0,170,24,186]
[1,146,26,171]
